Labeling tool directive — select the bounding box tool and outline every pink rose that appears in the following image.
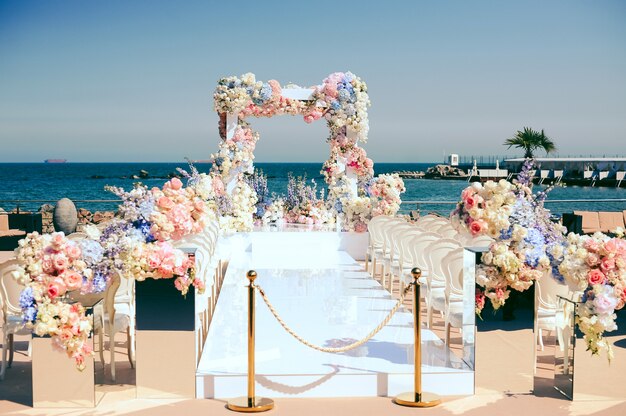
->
[157,196,174,210]
[63,270,83,291]
[584,239,600,253]
[212,178,225,196]
[268,79,281,96]
[51,233,65,247]
[66,244,81,260]
[47,281,65,299]
[304,115,314,124]
[600,257,616,273]
[354,221,368,233]
[586,253,600,267]
[42,257,54,274]
[469,220,486,236]
[587,269,606,286]
[464,196,476,209]
[461,188,475,200]
[53,254,69,271]
[169,177,183,190]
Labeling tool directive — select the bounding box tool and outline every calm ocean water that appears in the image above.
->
[1,163,625,216]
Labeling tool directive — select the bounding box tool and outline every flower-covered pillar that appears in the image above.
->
[336,126,359,197]
[224,111,242,194]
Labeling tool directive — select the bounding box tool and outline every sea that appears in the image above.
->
[1,162,625,216]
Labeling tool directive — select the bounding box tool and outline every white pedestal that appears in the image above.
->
[32,336,95,408]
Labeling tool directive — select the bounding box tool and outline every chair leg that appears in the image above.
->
[110,324,116,383]
[27,338,32,357]
[7,334,14,368]
[446,322,451,346]
[0,333,8,380]
[127,327,135,369]
[538,328,544,351]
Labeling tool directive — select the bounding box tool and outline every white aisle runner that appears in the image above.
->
[196,233,473,398]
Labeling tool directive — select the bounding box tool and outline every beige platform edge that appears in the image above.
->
[32,337,95,408]
[135,330,196,399]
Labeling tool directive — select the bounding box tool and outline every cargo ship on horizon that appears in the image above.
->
[44,159,67,163]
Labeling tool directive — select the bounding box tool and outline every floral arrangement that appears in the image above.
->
[13,232,94,369]
[217,178,258,232]
[452,179,516,238]
[284,174,334,225]
[149,177,207,241]
[211,72,403,232]
[367,174,405,217]
[558,232,626,359]
[457,160,568,314]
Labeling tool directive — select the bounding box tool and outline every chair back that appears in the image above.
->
[409,232,440,271]
[536,272,571,311]
[0,259,25,320]
[443,248,464,300]
[439,227,459,239]
[67,232,88,240]
[425,238,462,285]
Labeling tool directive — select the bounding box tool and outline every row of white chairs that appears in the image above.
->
[173,219,223,365]
[366,214,493,345]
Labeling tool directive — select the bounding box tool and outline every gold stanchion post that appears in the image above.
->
[394,268,442,408]
[227,271,275,412]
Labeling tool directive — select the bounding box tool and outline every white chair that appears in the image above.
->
[383,222,416,292]
[423,238,462,328]
[442,248,465,345]
[461,234,494,248]
[0,259,32,380]
[67,232,88,240]
[94,272,135,383]
[365,216,394,273]
[372,217,404,281]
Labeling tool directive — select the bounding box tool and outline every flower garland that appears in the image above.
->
[13,232,94,369]
[13,172,210,368]
[212,72,403,232]
[559,232,626,359]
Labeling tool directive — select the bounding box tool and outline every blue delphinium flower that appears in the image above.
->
[523,228,545,268]
[19,287,37,323]
[92,272,108,293]
[330,100,341,111]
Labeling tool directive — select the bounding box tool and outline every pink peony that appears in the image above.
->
[593,291,618,314]
[588,269,606,286]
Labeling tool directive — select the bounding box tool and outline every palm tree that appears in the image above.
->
[504,127,556,158]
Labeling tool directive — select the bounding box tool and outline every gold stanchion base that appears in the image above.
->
[227,397,274,413]
[394,391,441,408]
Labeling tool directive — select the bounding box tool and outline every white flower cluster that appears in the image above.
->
[219,179,258,233]
[262,199,285,225]
[214,73,256,114]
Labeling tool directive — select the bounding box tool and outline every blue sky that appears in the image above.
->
[1,0,625,163]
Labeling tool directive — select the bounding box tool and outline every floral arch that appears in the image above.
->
[210,72,405,232]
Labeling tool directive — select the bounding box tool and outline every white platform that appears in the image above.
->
[196,233,473,398]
